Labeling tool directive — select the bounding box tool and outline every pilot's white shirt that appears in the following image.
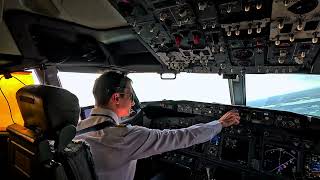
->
[76,107,223,180]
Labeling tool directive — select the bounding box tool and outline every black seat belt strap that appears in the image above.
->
[76,114,116,136]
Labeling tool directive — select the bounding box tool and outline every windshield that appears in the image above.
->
[246,74,320,117]
[128,73,231,104]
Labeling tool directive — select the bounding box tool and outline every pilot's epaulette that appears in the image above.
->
[116,124,128,128]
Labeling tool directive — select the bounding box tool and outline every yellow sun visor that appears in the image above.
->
[0,72,35,131]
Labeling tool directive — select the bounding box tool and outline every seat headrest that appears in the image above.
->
[16,85,80,139]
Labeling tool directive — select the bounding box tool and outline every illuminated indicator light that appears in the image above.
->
[175,35,182,47]
[193,34,200,45]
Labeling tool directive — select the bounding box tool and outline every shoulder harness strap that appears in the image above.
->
[76,114,116,136]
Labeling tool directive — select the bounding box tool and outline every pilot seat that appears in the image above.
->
[6,85,97,180]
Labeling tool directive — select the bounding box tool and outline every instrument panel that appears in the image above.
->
[139,100,320,180]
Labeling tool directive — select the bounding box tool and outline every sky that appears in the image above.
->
[57,72,320,107]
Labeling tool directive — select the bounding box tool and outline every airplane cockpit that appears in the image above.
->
[1,0,320,180]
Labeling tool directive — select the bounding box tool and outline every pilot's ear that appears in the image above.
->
[111,93,120,104]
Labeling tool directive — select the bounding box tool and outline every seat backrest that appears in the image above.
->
[57,141,98,180]
[7,85,97,180]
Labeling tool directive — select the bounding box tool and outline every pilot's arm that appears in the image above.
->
[126,110,239,160]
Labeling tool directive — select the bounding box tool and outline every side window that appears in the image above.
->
[58,72,100,107]
[0,71,38,129]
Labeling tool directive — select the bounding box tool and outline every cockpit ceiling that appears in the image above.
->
[0,0,130,72]
[4,0,128,29]
[2,10,165,73]
[1,0,320,74]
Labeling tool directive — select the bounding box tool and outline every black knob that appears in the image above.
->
[179,9,187,17]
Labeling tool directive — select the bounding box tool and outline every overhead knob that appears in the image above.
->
[248,23,253,34]
[294,56,304,64]
[160,39,165,47]
[305,143,311,149]
[179,9,187,17]
[160,13,167,22]
[289,34,295,42]
[219,46,224,53]
[235,25,240,36]
[155,31,160,39]
[275,36,281,46]
[183,17,190,23]
[203,24,207,30]
[256,1,262,10]
[227,4,232,13]
[297,19,303,31]
[198,1,207,11]
[278,19,284,30]
[312,32,318,43]
[280,50,287,57]
[245,4,250,12]
[278,57,285,64]
[150,24,155,33]
[227,26,232,36]
[256,23,262,33]
[211,46,216,53]
[137,26,142,34]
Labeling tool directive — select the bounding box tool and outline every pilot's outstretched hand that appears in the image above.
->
[218,110,240,127]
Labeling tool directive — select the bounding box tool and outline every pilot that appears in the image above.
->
[76,71,240,180]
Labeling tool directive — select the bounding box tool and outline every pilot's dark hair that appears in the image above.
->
[93,71,132,106]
